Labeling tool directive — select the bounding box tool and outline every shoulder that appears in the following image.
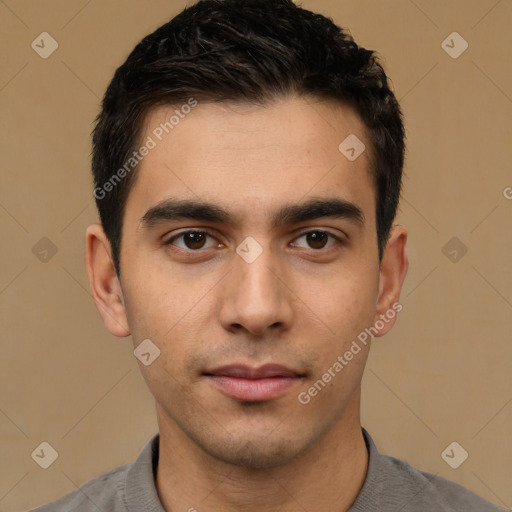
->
[383,453,506,512]
[29,462,130,512]
[353,429,507,512]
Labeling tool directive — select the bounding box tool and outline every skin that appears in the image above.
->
[85,96,408,512]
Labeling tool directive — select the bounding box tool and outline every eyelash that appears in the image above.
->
[164,229,343,252]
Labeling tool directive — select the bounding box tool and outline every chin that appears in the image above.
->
[156,393,337,469]
[200,435,306,469]
[186,413,327,470]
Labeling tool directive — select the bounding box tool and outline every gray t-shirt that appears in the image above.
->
[31,428,507,511]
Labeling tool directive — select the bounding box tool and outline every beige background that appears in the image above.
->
[0,0,511,510]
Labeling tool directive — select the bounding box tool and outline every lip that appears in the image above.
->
[204,364,304,401]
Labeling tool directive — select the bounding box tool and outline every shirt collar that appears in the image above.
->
[125,433,166,511]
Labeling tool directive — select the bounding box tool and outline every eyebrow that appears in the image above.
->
[140,196,365,231]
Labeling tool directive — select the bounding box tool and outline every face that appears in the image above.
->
[87,96,407,469]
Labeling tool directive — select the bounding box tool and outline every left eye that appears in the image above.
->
[292,231,339,250]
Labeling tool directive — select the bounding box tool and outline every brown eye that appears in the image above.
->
[183,232,207,250]
[292,231,339,250]
[306,232,329,249]
[166,231,217,251]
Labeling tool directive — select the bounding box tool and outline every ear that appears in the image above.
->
[373,224,409,338]
[85,223,130,337]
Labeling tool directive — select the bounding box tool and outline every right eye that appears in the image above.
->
[165,230,220,251]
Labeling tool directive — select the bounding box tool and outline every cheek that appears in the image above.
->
[121,264,215,377]
[123,280,200,401]
[312,265,380,345]
[121,246,192,333]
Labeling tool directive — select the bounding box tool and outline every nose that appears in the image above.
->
[218,244,294,337]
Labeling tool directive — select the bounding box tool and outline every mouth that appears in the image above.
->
[203,364,305,402]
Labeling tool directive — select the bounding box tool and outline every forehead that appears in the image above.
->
[125,96,376,229]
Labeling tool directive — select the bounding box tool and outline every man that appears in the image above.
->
[32,0,506,510]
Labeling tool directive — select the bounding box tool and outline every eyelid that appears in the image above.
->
[291,229,344,249]
[165,229,219,247]
[295,227,345,240]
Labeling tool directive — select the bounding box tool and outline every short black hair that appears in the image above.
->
[92,0,405,277]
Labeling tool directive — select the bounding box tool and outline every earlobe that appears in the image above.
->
[85,223,130,337]
[373,225,409,338]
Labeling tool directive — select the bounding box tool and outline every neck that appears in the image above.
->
[155,395,368,512]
